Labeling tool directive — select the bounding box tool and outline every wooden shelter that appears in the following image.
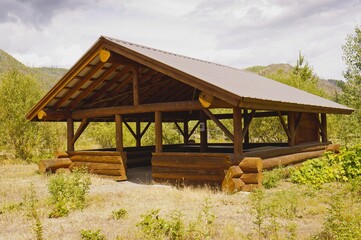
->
[28,36,353,190]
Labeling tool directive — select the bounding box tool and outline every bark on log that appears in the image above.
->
[38,158,72,174]
[69,162,125,171]
[85,169,125,176]
[262,149,325,170]
[152,156,230,170]
[222,178,245,194]
[240,142,330,161]
[326,144,340,153]
[239,157,263,173]
[240,173,263,184]
[55,151,69,158]
[70,155,124,164]
[67,151,123,156]
[152,173,224,182]
[152,167,221,175]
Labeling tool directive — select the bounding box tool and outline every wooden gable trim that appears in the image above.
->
[26,38,106,120]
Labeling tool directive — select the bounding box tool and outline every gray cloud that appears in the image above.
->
[0,0,98,28]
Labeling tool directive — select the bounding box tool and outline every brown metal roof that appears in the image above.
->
[26,36,353,121]
[104,36,352,113]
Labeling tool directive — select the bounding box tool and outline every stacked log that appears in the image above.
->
[152,153,231,185]
[68,151,127,181]
[222,157,263,193]
[38,158,72,174]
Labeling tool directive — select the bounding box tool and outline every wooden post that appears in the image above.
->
[321,113,328,142]
[288,112,295,146]
[136,119,141,147]
[133,64,139,106]
[184,120,189,144]
[67,118,74,151]
[155,111,162,153]
[115,114,123,152]
[233,107,243,161]
[244,109,250,145]
[200,111,207,152]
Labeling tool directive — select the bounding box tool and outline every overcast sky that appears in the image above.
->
[0,0,360,80]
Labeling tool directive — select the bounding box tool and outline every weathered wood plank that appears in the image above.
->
[39,158,72,174]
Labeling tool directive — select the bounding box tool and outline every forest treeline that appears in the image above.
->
[0,26,360,162]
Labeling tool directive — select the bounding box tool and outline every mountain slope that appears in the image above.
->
[245,63,342,97]
[0,49,67,90]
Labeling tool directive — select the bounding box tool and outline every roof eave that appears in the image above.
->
[26,37,108,121]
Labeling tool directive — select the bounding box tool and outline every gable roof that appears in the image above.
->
[27,36,353,121]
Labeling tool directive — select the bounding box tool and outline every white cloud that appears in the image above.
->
[0,0,360,80]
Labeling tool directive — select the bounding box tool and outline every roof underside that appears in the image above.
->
[27,36,353,121]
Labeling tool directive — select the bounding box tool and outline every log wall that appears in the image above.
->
[152,152,231,185]
[68,151,127,181]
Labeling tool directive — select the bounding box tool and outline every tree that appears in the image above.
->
[336,26,361,144]
[0,70,63,161]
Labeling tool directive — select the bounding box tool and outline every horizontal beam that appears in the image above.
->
[72,101,203,119]
[239,98,353,115]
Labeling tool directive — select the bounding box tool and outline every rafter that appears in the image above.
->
[69,63,120,109]
[85,65,132,104]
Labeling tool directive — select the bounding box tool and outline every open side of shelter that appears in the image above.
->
[29,36,353,192]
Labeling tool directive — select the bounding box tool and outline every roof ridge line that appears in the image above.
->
[102,35,245,73]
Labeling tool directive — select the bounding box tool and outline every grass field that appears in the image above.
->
[0,163,360,240]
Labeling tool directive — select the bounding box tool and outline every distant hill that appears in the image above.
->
[0,49,67,90]
[245,63,342,97]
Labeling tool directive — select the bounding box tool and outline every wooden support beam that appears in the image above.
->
[72,101,203,119]
[242,109,255,139]
[200,111,207,152]
[184,120,189,144]
[244,110,250,144]
[71,118,89,145]
[123,121,137,139]
[202,108,234,141]
[188,121,200,140]
[155,111,162,153]
[288,112,295,146]
[278,111,291,139]
[321,113,327,142]
[233,107,243,161]
[133,64,139,105]
[140,122,152,138]
[136,119,141,147]
[67,118,75,151]
[115,114,123,152]
[174,122,185,137]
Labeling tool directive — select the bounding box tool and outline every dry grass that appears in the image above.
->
[0,164,337,240]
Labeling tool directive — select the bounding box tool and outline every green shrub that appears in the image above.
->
[137,209,167,239]
[262,167,287,189]
[137,198,216,240]
[48,168,91,218]
[291,145,361,186]
[112,208,128,220]
[316,183,361,239]
[81,229,107,240]
[24,184,44,240]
